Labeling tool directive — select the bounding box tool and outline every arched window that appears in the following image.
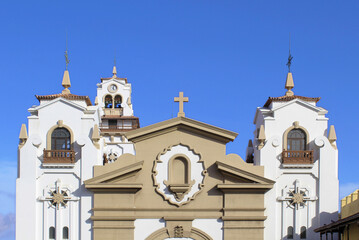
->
[287,129,306,151]
[49,226,55,240]
[51,128,71,150]
[300,226,306,239]
[114,95,122,108]
[104,95,113,108]
[172,157,189,184]
[63,226,69,239]
[287,226,294,239]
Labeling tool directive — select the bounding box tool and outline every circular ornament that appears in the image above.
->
[108,84,118,93]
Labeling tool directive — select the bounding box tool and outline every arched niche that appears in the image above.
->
[164,154,194,201]
[283,122,310,150]
[168,155,191,185]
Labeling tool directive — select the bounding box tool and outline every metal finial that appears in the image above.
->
[286,33,293,72]
[65,50,69,70]
[64,32,69,70]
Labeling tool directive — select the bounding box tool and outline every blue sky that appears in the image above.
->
[1,1,359,239]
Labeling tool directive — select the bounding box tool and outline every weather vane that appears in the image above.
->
[286,33,293,72]
[65,32,70,70]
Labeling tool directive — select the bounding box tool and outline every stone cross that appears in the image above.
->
[174,92,189,117]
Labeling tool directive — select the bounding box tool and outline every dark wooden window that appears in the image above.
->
[105,95,113,108]
[300,226,306,239]
[287,226,294,239]
[114,95,122,108]
[287,129,306,151]
[51,128,71,150]
[108,120,117,129]
[63,226,69,239]
[49,226,55,239]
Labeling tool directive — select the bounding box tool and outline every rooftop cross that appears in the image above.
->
[174,92,189,117]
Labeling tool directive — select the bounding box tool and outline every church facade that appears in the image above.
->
[16,62,339,240]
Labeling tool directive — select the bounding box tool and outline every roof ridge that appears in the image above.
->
[35,93,92,106]
[264,95,320,107]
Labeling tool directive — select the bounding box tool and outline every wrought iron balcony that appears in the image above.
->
[43,149,75,164]
[282,150,314,164]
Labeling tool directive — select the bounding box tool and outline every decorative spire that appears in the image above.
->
[328,125,337,143]
[258,125,266,141]
[91,124,100,149]
[112,55,117,77]
[62,34,71,94]
[62,70,71,94]
[19,124,28,147]
[257,125,266,150]
[285,72,294,96]
[92,124,100,141]
[285,34,294,96]
[248,139,253,148]
[19,124,28,140]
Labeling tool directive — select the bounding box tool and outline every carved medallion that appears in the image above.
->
[153,144,206,206]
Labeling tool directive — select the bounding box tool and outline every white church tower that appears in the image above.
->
[16,54,138,240]
[246,58,339,239]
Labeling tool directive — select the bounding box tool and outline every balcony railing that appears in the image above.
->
[282,150,314,164]
[99,121,139,132]
[43,149,75,164]
[104,108,123,116]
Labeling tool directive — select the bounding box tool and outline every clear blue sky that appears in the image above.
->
[1,1,359,239]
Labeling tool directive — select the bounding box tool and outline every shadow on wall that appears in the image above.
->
[310,211,340,240]
[281,211,339,239]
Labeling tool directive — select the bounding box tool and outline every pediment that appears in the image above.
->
[97,78,127,87]
[85,154,143,192]
[29,97,87,112]
[125,117,238,143]
[216,154,274,192]
[271,99,327,113]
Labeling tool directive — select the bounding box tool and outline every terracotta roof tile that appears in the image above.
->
[35,93,92,106]
[263,95,320,108]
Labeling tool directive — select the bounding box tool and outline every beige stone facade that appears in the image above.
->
[85,117,274,240]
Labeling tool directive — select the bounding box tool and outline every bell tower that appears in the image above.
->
[95,64,139,164]
[247,56,339,239]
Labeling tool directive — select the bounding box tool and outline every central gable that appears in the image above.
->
[85,117,274,240]
[125,117,238,144]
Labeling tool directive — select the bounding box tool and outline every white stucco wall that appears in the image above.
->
[251,99,339,240]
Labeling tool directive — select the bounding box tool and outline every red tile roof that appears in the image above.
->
[264,95,320,108]
[35,93,92,106]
